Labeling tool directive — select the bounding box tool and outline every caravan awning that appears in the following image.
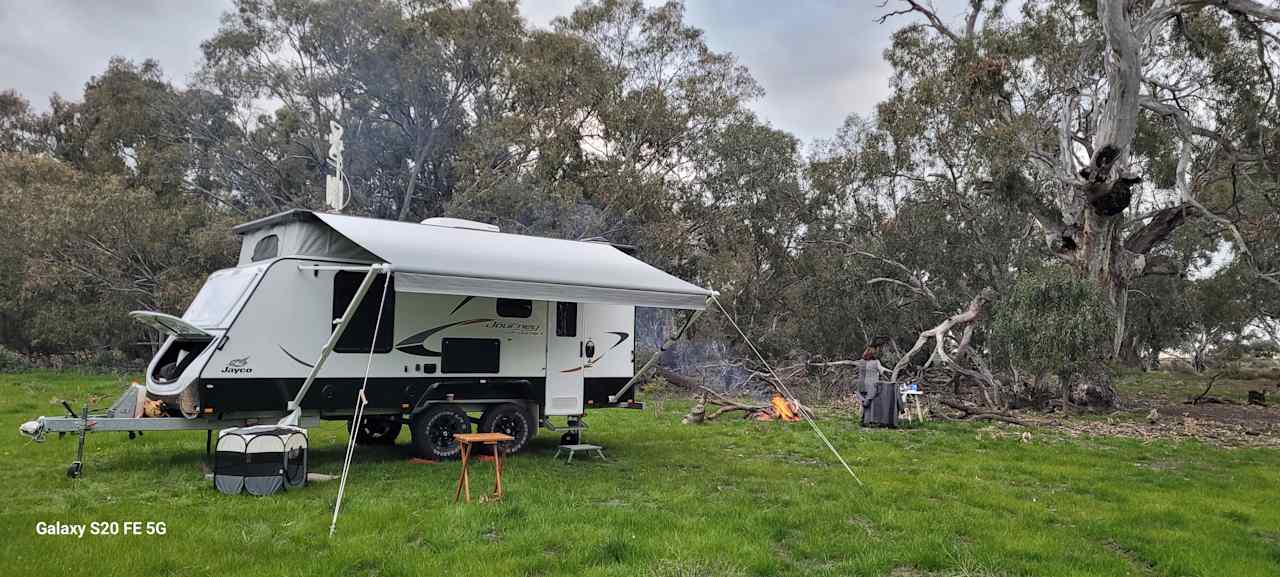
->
[311,213,713,310]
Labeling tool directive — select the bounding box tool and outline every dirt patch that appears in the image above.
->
[1048,407,1280,448]
[1103,539,1157,576]
[1153,402,1280,431]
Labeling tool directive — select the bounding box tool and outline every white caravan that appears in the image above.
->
[121,210,712,459]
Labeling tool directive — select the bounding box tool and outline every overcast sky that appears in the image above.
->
[0,1,973,146]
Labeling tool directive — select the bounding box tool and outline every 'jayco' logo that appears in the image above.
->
[221,356,253,374]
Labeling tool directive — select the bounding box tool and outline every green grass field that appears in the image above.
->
[2,371,1279,576]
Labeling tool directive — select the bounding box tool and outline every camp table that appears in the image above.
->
[452,432,515,504]
[901,386,926,423]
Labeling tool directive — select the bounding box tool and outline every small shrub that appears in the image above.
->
[641,375,674,396]
[0,345,32,373]
[990,266,1113,404]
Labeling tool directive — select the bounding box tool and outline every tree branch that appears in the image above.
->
[891,287,996,382]
[1124,204,1198,254]
[877,0,962,44]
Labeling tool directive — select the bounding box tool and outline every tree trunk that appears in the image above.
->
[1117,334,1142,369]
[398,132,436,222]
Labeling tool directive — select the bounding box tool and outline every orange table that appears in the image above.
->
[452,432,515,503]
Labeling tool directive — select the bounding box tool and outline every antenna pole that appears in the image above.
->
[325,120,346,213]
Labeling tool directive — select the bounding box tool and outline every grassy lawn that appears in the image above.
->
[2,371,1279,576]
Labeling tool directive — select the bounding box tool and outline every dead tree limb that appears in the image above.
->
[891,288,997,383]
[691,386,769,422]
[612,307,704,401]
[1190,373,1224,405]
[940,399,1031,427]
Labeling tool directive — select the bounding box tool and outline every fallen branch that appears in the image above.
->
[891,288,996,383]
[940,399,1031,427]
[1189,373,1223,405]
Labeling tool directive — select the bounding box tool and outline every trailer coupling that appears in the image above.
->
[19,418,47,442]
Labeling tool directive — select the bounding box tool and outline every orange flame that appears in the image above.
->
[771,395,801,422]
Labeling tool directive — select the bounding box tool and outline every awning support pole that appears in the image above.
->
[279,263,388,426]
[608,299,708,403]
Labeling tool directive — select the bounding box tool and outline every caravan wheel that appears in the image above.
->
[349,416,402,446]
[478,403,533,455]
[410,405,471,460]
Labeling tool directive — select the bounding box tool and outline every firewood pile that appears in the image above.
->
[681,386,806,424]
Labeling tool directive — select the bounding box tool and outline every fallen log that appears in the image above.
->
[939,399,1031,427]
[698,386,769,421]
[657,367,702,390]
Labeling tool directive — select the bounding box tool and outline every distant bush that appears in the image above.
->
[0,345,32,373]
[21,349,145,373]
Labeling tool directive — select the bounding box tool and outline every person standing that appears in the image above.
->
[858,345,882,402]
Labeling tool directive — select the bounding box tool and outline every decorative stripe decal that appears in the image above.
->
[279,345,315,368]
[449,296,475,316]
[560,331,630,373]
[395,318,493,357]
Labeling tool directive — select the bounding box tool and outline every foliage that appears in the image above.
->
[0,154,237,355]
[2,0,1278,385]
[990,267,1112,382]
[0,346,30,373]
[873,0,1280,361]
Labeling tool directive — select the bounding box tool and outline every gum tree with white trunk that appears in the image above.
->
[877,0,1280,404]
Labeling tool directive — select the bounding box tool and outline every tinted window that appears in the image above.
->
[441,338,500,373]
[184,267,260,327]
[496,298,533,318]
[332,271,395,353]
[251,234,279,262]
[555,302,577,337]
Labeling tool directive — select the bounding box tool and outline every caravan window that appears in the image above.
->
[183,267,260,328]
[251,234,279,261]
[496,298,532,318]
[555,302,577,337]
[332,271,395,353]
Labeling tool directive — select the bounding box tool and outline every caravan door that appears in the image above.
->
[545,301,584,416]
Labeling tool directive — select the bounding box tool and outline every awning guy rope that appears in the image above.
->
[710,295,863,486]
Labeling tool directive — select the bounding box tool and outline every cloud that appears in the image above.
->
[0,0,228,108]
[520,0,971,146]
[680,1,899,146]
[0,0,978,144]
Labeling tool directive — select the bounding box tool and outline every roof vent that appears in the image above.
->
[420,217,500,233]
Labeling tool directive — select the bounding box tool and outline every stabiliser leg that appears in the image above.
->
[67,401,89,479]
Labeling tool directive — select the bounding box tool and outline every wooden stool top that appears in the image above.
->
[454,432,514,444]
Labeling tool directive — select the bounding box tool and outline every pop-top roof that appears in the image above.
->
[234,210,713,310]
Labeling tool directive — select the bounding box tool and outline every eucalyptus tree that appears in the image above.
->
[199,0,528,219]
[875,1,1280,347]
[877,0,1280,359]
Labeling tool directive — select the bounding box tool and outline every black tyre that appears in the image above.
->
[349,415,402,446]
[478,403,534,455]
[410,405,471,460]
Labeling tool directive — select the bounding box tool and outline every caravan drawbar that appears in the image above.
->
[22,210,714,461]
